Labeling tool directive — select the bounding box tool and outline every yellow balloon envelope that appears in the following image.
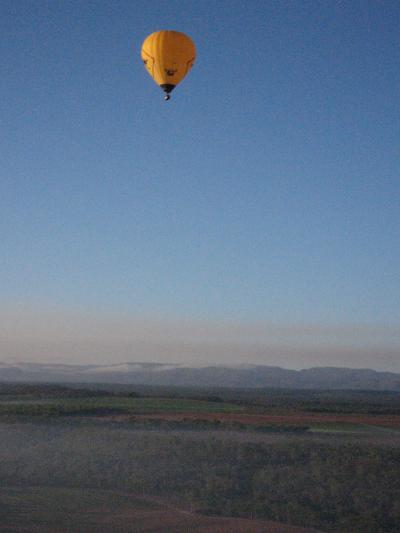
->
[141,30,196,100]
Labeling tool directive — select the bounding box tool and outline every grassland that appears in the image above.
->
[1,384,400,432]
[1,383,400,532]
[0,396,245,417]
[0,486,321,533]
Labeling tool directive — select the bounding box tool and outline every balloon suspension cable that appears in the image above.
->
[164,94,171,101]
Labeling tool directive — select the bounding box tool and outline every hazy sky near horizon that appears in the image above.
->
[1,306,400,372]
[1,1,399,370]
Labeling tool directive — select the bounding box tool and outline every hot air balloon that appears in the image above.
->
[141,30,196,100]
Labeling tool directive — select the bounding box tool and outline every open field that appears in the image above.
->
[0,487,321,533]
[1,384,400,432]
[1,383,400,532]
[122,411,400,431]
[0,396,245,416]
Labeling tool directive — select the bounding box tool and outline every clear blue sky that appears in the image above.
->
[1,0,399,326]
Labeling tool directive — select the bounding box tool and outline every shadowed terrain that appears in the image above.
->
[0,487,321,533]
[1,383,400,532]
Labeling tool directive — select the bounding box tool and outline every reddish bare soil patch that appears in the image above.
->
[128,411,400,429]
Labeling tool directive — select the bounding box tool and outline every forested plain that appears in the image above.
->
[1,383,400,532]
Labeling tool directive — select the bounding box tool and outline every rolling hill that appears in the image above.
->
[1,361,400,390]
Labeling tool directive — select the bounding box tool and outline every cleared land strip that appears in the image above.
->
[127,411,400,429]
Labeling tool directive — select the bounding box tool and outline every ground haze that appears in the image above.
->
[1,383,399,532]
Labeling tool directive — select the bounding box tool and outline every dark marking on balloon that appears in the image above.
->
[141,50,155,76]
[165,68,177,77]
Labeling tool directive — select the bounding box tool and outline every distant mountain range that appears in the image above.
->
[1,361,400,390]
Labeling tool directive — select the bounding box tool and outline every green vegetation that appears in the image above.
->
[1,383,400,532]
[0,396,244,417]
